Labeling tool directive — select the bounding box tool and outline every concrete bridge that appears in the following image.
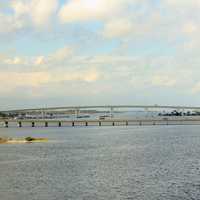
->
[2,105,200,120]
[2,105,200,113]
[1,105,200,128]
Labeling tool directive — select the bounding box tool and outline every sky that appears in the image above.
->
[0,0,200,109]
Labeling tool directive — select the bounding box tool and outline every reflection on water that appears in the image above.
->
[1,126,200,200]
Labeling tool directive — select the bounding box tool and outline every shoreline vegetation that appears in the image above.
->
[0,136,48,144]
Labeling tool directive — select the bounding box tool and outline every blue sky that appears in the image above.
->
[0,0,200,109]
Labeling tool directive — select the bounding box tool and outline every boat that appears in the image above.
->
[76,115,90,119]
[99,115,110,120]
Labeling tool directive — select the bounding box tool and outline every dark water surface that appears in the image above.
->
[1,126,200,200]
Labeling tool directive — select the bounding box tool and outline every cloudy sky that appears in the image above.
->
[0,0,200,109]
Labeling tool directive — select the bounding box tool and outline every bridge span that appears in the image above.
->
[1,117,200,128]
[2,105,200,113]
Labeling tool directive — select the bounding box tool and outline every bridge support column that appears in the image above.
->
[45,122,48,127]
[75,109,80,118]
[110,107,114,118]
[18,121,22,127]
[32,122,35,127]
[41,110,45,119]
[4,121,8,128]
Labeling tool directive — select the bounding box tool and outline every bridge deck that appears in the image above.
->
[2,105,200,113]
[1,118,200,128]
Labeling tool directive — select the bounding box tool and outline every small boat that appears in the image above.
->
[76,115,90,119]
[99,115,110,120]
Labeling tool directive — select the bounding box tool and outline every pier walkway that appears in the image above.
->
[1,117,200,128]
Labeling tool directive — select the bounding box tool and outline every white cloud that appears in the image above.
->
[1,50,200,103]
[4,56,26,65]
[34,56,45,65]
[33,46,74,66]
[182,22,198,35]
[52,68,100,83]
[59,0,111,23]
[0,67,101,95]
[0,0,59,32]
[1,0,200,104]
[102,19,133,38]
[59,0,136,23]
[0,13,24,34]
[151,75,177,87]
[11,0,29,17]
[29,0,58,26]
[49,46,74,62]
[165,0,200,7]
[0,72,50,88]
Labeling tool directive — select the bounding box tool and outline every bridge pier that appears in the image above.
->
[18,121,22,127]
[41,110,45,119]
[45,122,48,127]
[75,109,80,118]
[110,107,114,118]
[32,122,35,127]
[4,121,8,128]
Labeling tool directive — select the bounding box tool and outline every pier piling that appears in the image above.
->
[18,121,22,127]
[4,121,8,128]
[32,122,35,127]
[45,122,48,127]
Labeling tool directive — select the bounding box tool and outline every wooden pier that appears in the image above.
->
[1,118,200,128]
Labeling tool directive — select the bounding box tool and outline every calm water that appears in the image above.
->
[1,125,200,200]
